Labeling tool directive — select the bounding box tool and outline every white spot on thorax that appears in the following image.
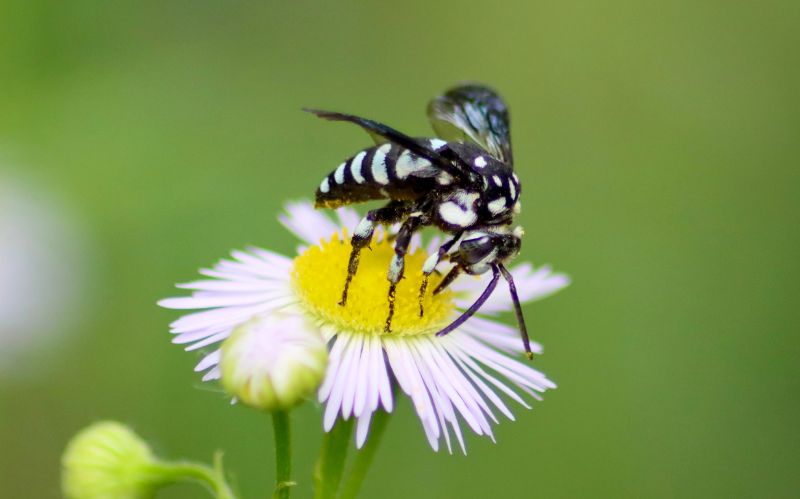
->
[334,162,346,184]
[436,172,454,185]
[438,201,478,227]
[452,190,480,208]
[488,197,507,215]
[320,177,330,193]
[493,175,502,187]
[429,139,447,150]
[474,156,487,168]
[508,180,516,201]
[351,151,366,184]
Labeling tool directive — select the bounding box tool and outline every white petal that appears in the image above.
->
[324,335,359,431]
[202,366,221,381]
[436,340,515,420]
[318,334,351,402]
[194,349,221,372]
[341,335,364,420]
[375,337,393,412]
[185,330,230,351]
[336,207,361,235]
[443,337,531,410]
[279,201,340,244]
[452,263,570,315]
[353,337,371,417]
[411,338,484,437]
[355,412,373,449]
[158,290,290,310]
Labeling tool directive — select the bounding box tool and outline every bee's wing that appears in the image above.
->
[427,84,513,166]
[304,109,462,177]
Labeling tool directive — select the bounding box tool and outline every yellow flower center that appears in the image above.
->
[291,231,455,336]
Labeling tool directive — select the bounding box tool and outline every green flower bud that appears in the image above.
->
[61,421,158,499]
[220,311,328,411]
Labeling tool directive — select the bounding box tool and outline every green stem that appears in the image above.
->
[153,452,236,499]
[313,417,355,499]
[272,410,292,499]
[339,410,392,499]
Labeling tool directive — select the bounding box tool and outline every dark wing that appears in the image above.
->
[427,84,513,166]
[304,109,463,178]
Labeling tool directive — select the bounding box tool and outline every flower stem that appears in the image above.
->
[154,452,236,499]
[339,409,392,499]
[272,410,293,499]
[313,417,354,499]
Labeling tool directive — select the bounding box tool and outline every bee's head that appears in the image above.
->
[452,227,522,275]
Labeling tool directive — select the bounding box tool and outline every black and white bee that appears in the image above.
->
[306,84,534,359]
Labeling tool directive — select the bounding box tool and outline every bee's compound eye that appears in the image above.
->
[458,235,495,265]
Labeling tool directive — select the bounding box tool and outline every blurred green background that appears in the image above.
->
[1,0,798,497]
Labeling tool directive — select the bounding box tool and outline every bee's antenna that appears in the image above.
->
[498,263,532,360]
[436,265,500,338]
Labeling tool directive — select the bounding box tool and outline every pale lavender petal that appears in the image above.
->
[336,206,361,235]
[408,342,461,453]
[443,337,532,410]
[355,412,373,449]
[341,335,364,420]
[194,349,221,372]
[452,263,570,314]
[185,330,230,351]
[176,280,285,292]
[324,335,359,431]
[353,336,372,417]
[425,235,442,256]
[450,334,555,392]
[158,291,288,310]
[280,201,339,244]
[409,233,422,253]
[201,366,221,381]
[367,335,381,412]
[172,325,230,345]
[425,337,498,425]
[384,339,436,434]
[375,337,393,412]
[411,338,485,437]
[443,341,516,421]
[318,334,351,403]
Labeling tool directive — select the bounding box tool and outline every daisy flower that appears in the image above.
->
[159,201,569,453]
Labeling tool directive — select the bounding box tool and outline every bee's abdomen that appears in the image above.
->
[315,140,445,209]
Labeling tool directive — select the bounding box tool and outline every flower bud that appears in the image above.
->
[61,421,158,499]
[220,311,328,411]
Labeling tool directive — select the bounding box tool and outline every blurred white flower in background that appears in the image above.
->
[0,168,93,379]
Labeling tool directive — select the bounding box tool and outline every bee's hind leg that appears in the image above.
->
[384,215,425,332]
[339,200,411,306]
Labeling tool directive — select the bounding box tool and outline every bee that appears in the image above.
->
[306,84,534,359]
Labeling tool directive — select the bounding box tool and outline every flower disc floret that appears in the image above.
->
[291,231,455,336]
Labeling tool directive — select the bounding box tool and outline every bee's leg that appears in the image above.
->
[384,216,424,332]
[418,232,463,317]
[498,263,533,360]
[436,264,500,338]
[433,264,464,295]
[340,200,411,307]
